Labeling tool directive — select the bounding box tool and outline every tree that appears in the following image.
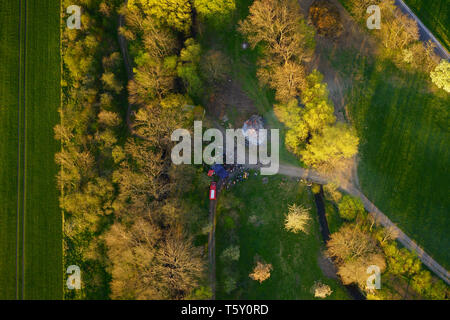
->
[326,224,378,263]
[200,50,231,85]
[238,0,314,65]
[274,99,308,155]
[238,0,314,100]
[430,60,450,93]
[249,261,273,283]
[128,58,177,104]
[327,224,386,288]
[177,38,203,99]
[221,245,240,262]
[301,123,359,170]
[98,110,121,127]
[378,1,419,51]
[300,70,336,133]
[128,0,192,33]
[105,218,162,299]
[284,203,311,234]
[309,0,343,38]
[337,252,386,287]
[323,182,342,202]
[268,61,307,103]
[312,281,333,298]
[338,195,365,220]
[155,230,205,299]
[101,72,123,94]
[194,0,236,24]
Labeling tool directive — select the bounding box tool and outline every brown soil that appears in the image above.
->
[206,79,259,128]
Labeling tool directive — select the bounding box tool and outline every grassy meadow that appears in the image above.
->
[216,174,349,299]
[0,0,21,300]
[0,0,62,299]
[23,0,62,299]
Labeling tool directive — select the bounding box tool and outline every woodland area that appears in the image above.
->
[58,0,449,300]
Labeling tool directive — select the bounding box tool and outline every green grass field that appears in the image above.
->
[0,0,62,299]
[404,0,449,52]
[216,175,349,299]
[327,46,450,270]
[23,0,62,299]
[0,0,21,300]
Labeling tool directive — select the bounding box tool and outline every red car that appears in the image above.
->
[209,182,217,200]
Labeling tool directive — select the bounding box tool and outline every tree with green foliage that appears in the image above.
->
[338,195,365,221]
[300,70,336,133]
[430,60,450,93]
[200,49,231,85]
[238,0,314,101]
[221,245,240,261]
[177,38,203,99]
[301,122,359,170]
[194,0,236,24]
[274,99,308,155]
[128,0,192,33]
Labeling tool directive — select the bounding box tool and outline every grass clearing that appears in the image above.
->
[0,0,62,299]
[23,0,62,299]
[216,174,349,299]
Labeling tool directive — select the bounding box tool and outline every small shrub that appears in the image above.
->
[223,276,237,294]
[312,281,333,298]
[221,245,240,262]
[338,195,365,220]
[311,183,321,194]
[284,204,311,234]
[309,0,343,38]
[249,261,273,283]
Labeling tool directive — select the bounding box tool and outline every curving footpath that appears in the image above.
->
[277,163,450,285]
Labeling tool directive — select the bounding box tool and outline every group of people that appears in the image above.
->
[222,164,254,190]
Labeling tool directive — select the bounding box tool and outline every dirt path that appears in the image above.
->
[208,183,221,300]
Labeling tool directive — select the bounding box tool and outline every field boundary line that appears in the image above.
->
[15,0,23,301]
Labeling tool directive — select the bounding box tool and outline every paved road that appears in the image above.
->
[395,0,449,60]
[277,164,450,285]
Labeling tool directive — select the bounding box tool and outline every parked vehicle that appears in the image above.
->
[209,182,217,200]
